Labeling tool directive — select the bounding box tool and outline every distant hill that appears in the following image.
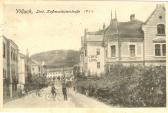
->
[30,50,80,68]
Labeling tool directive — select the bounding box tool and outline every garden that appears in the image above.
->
[75,64,166,107]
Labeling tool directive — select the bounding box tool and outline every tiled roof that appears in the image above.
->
[105,19,144,38]
[144,4,165,24]
[86,19,143,39]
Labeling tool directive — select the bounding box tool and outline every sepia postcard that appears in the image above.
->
[0,0,168,113]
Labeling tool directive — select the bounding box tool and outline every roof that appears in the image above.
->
[84,5,164,40]
[153,37,166,43]
[9,39,19,48]
[47,67,73,72]
[31,59,41,65]
[86,34,104,41]
[144,4,165,24]
[105,19,143,38]
[19,53,26,58]
[86,18,143,39]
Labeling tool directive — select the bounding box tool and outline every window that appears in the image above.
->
[3,69,6,79]
[105,49,108,57]
[11,49,13,60]
[3,43,6,58]
[3,68,5,78]
[157,24,165,35]
[155,44,161,56]
[129,45,135,57]
[97,62,100,68]
[13,52,15,61]
[85,50,87,56]
[111,45,116,57]
[162,44,166,56]
[96,48,100,55]
[159,16,162,19]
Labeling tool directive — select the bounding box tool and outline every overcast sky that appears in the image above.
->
[3,1,160,55]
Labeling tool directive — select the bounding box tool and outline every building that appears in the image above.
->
[142,4,166,66]
[104,14,144,66]
[46,67,73,80]
[80,29,105,76]
[3,36,10,99]
[80,4,166,76]
[30,59,47,77]
[30,60,42,76]
[2,36,19,98]
[18,53,27,91]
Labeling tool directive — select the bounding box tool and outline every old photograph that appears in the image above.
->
[1,1,166,108]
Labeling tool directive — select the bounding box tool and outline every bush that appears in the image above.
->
[76,65,166,107]
[25,75,48,91]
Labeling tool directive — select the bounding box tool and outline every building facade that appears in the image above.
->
[80,30,105,76]
[142,4,166,66]
[3,36,10,99]
[18,53,27,91]
[46,67,73,80]
[30,60,42,76]
[30,60,47,77]
[80,4,166,76]
[2,36,19,98]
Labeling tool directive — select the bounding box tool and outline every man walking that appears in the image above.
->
[62,80,67,101]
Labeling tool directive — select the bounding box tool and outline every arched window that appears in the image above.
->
[157,24,165,35]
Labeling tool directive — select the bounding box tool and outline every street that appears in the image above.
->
[4,83,111,108]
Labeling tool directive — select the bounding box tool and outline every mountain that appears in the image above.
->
[30,50,80,68]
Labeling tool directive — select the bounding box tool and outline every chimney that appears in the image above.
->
[130,14,135,21]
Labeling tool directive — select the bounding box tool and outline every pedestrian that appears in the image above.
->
[62,80,67,101]
[51,84,56,97]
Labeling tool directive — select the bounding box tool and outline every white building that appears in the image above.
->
[46,67,73,80]
[30,60,41,76]
[18,53,26,90]
[80,30,105,76]
[142,4,166,66]
[80,4,166,76]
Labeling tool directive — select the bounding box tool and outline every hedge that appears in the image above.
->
[76,65,166,107]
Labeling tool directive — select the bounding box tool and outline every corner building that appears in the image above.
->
[80,4,166,76]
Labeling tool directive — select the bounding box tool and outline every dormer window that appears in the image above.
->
[159,16,162,19]
[157,24,165,35]
[96,48,100,55]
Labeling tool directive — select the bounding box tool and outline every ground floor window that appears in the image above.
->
[162,44,166,56]
[111,45,116,57]
[155,44,161,56]
[155,43,166,56]
[129,45,135,57]
[97,62,100,69]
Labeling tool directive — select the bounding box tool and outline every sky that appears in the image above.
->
[3,1,159,55]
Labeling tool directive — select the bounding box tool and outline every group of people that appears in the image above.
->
[51,79,68,101]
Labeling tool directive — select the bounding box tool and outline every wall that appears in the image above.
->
[142,5,166,66]
[86,44,105,76]
[106,40,144,64]
[18,54,26,90]
[31,65,40,75]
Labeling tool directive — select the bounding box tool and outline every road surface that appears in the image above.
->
[4,85,111,108]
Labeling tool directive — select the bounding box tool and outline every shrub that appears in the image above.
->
[76,65,166,107]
